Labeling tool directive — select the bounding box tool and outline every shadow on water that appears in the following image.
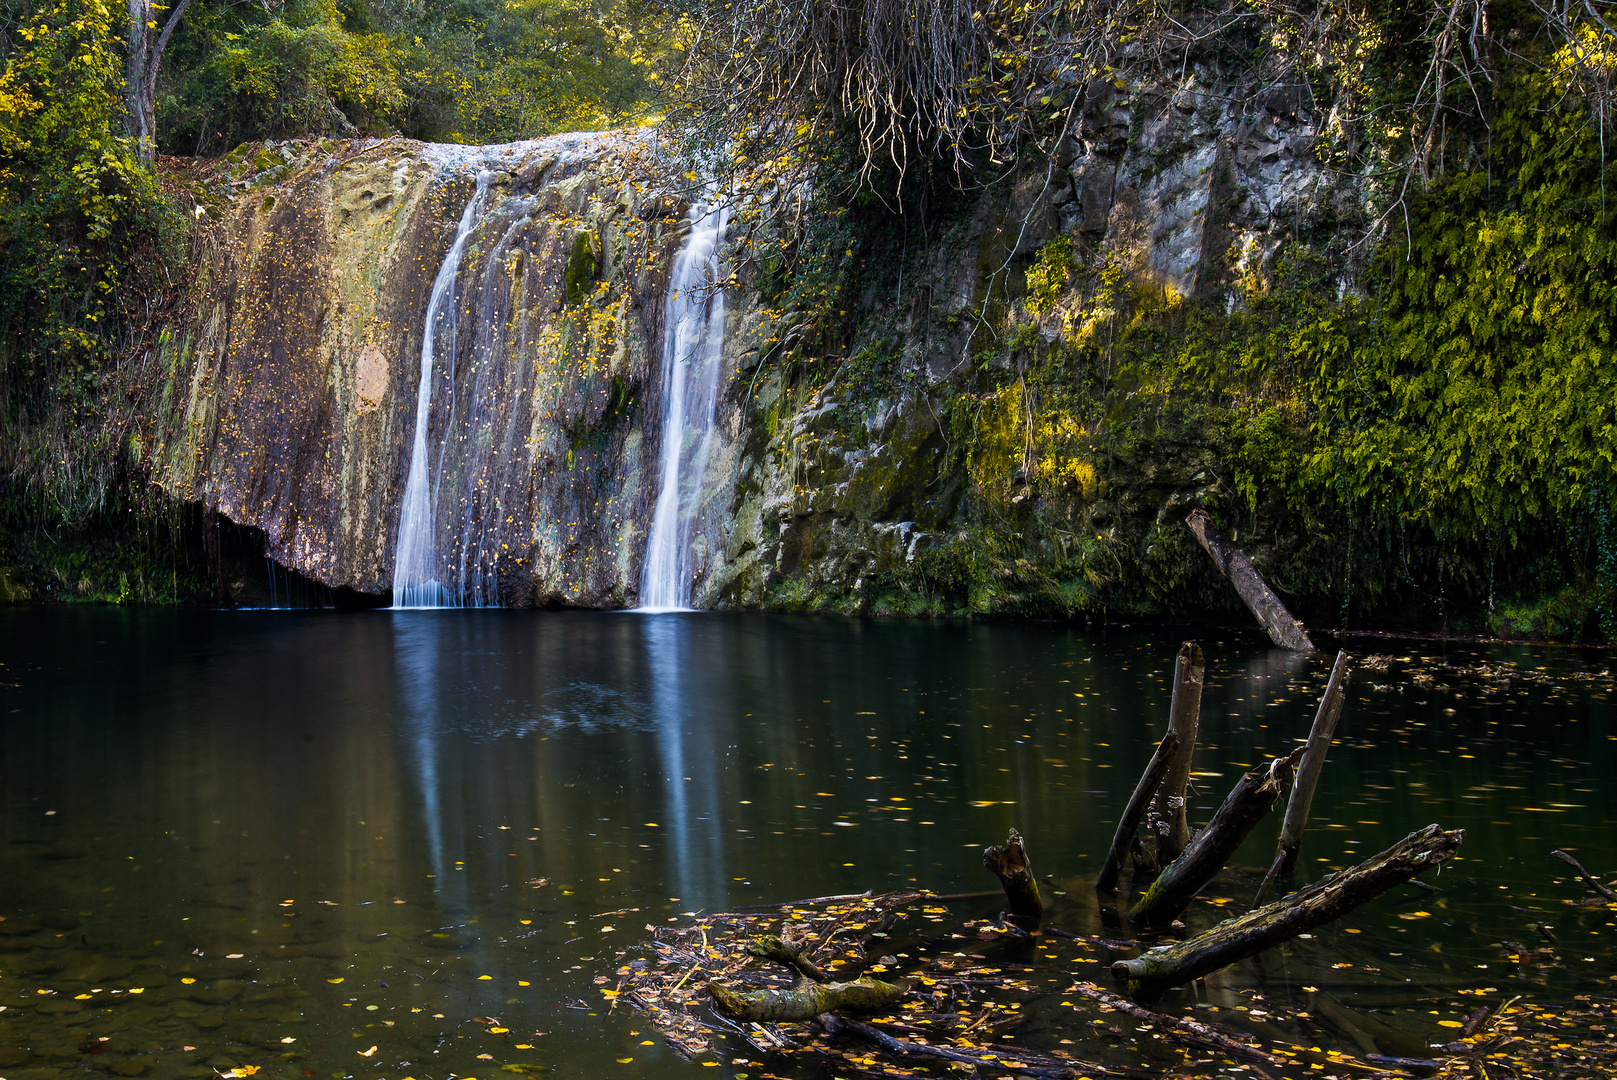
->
[0,609,1613,1077]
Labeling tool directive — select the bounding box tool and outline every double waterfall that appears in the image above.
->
[390,172,730,611]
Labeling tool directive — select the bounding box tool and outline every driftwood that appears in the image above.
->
[1095,730,1179,893]
[983,828,1044,919]
[745,934,829,981]
[1186,509,1314,651]
[1114,824,1466,1001]
[820,1013,1116,1078]
[1069,981,1284,1065]
[707,926,913,1023]
[1254,650,1351,907]
[708,973,910,1022]
[1129,751,1301,931]
[1147,642,1205,866]
[1550,849,1617,902]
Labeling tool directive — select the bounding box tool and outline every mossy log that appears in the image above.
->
[1148,642,1205,866]
[708,975,911,1023]
[1114,824,1465,1002]
[1096,729,1179,894]
[744,934,829,981]
[982,828,1043,919]
[1186,509,1314,651]
[1128,751,1300,931]
[1254,650,1350,907]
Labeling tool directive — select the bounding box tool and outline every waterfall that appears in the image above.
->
[392,171,491,609]
[638,203,730,611]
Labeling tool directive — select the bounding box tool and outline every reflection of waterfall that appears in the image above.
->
[639,204,731,611]
[394,615,451,887]
[393,171,492,608]
[643,615,728,909]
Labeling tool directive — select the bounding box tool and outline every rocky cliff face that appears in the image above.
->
[151,56,1336,613]
[700,66,1341,614]
[147,133,724,605]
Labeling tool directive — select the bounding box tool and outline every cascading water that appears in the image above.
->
[638,203,731,611]
[391,171,491,609]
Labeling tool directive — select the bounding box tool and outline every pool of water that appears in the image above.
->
[1,609,1614,1079]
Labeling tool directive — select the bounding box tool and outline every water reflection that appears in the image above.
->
[396,614,451,884]
[643,615,729,911]
[0,610,1613,1080]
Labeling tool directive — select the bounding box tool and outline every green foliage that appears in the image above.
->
[0,0,181,521]
[1316,77,1617,548]
[157,0,667,153]
[563,230,598,307]
[1024,235,1073,317]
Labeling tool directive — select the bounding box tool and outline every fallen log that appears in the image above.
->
[1147,642,1205,866]
[1113,824,1465,1002]
[983,828,1044,919]
[1550,849,1617,902]
[1068,981,1283,1065]
[1254,650,1351,907]
[820,1013,1116,1077]
[708,974,911,1022]
[1186,509,1314,651]
[1096,730,1180,894]
[1129,750,1301,931]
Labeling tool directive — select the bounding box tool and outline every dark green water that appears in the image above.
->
[1,610,1614,1079]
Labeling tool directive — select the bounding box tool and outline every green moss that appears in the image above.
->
[564,230,598,307]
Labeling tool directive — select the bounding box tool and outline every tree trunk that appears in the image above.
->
[982,828,1043,920]
[1128,751,1300,931]
[1113,825,1465,1002]
[125,0,193,161]
[1186,510,1314,651]
[1095,729,1179,894]
[1147,642,1204,865]
[1254,650,1350,907]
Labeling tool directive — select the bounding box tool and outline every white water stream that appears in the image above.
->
[391,170,491,609]
[638,203,731,611]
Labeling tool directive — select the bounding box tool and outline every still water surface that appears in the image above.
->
[1,610,1613,1078]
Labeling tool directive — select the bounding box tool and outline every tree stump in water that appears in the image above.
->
[1254,650,1351,907]
[1129,750,1301,931]
[1096,730,1179,894]
[1114,824,1465,1002]
[983,828,1044,920]
[1148,642,1205,867]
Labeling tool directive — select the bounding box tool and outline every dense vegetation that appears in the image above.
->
[719,2,1617,638]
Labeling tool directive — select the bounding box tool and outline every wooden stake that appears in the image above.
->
[1148,642,1205,866]
[1128,750,1301,931]
[1095,730,1180,894]
[1186,509,1314,651]
[1253,650,1351,908]
[1113,824,1465,1002]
